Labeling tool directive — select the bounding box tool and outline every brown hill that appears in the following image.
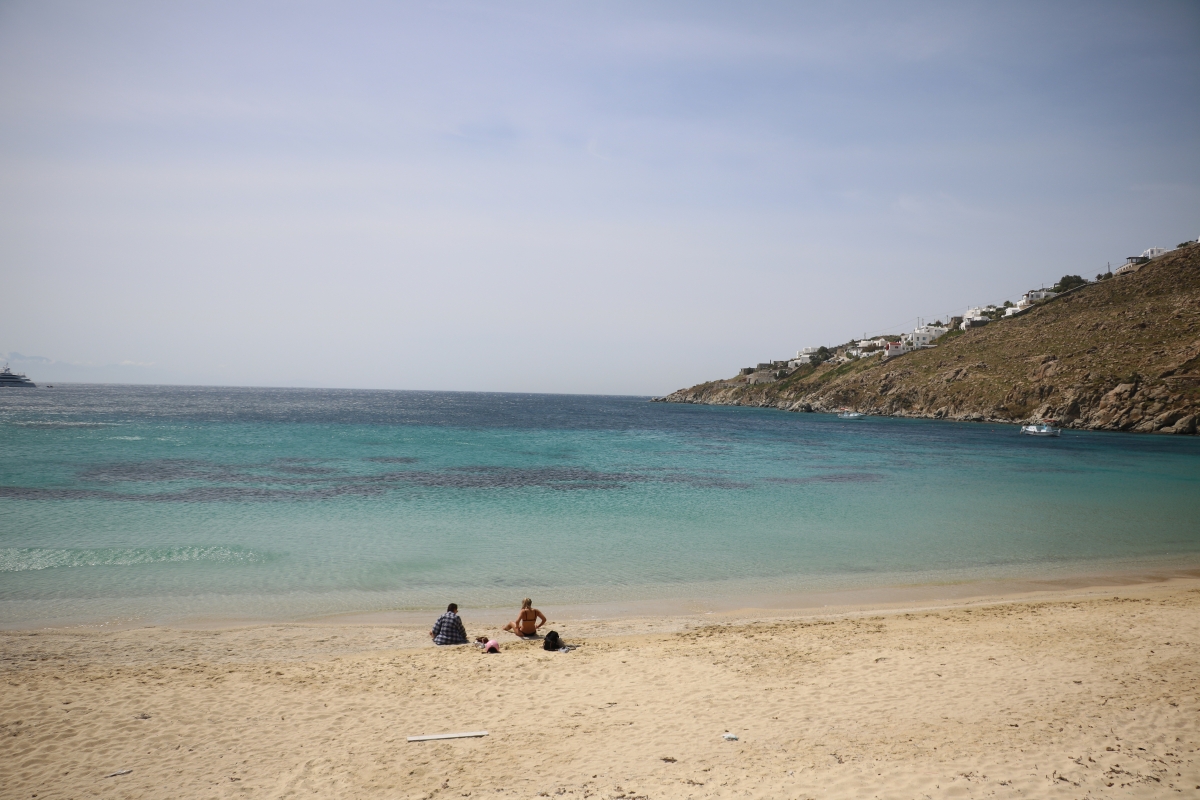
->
[658,243,1200,434]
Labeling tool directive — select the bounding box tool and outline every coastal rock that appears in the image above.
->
[1100,384,1137,409]
[1152,409,1186,429]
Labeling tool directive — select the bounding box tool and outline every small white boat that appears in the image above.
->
[837,410,864,419]
[1020,422,1061,437]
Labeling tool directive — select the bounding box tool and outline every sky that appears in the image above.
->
[1,1,1198,394]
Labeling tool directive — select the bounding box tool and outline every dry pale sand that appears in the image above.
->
[2,580,1199,799]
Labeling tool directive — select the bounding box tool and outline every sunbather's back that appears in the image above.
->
[517,607,539,635]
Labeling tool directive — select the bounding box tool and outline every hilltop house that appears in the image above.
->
[961,306,995,330]
[902,324,949,349]
[881,323,949,360]
[788,347,823,368]
[1115,247,1171,277]
[1005,288,1059,317]
[847,338,890,357]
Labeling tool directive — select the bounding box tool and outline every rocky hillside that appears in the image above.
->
[657,243,1200,435]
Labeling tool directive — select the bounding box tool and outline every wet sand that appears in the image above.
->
[2,577,1198,798]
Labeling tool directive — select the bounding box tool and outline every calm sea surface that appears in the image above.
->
[2,386,1199,627]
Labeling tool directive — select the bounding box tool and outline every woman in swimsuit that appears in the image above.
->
[503,598,546,638]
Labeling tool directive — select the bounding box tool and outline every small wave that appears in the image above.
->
[108,436,144,441]
[11,421,118,429]
[0,545,273,572]
[764,472,885,484]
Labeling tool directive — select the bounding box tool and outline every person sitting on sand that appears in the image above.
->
[502,598,546,638]
[430,603,468,645]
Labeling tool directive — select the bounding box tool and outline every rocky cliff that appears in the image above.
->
[657,243,1200,435]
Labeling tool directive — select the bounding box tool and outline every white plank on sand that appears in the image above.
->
[407,731,488,742]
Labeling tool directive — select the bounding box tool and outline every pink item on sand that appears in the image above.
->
[485,639,500,653]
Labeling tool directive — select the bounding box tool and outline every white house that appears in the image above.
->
[1142,247,1169,259]
[1004,289,1057,316]
[788,346,824,368]
[961,306,995,330]
[902,324,949,349]
[882,341,908,359]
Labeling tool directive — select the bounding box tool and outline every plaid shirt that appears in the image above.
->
[430,611,467,645]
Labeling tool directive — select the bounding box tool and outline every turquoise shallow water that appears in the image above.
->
[1,386,1199,626]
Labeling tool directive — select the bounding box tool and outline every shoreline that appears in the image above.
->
[656,392,1200,437]
[8,559,1200,635]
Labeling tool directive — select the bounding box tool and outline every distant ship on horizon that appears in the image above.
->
[0,364,37,387]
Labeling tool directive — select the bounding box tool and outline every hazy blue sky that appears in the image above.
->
[2,1,1197,393]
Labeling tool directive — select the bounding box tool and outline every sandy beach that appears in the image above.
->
[3,577,1198,799]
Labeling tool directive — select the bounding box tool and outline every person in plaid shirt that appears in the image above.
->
[429,603,469,645]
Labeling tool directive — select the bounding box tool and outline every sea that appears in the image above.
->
[2,385,1199,628]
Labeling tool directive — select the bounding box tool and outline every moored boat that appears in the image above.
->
[837,409,864,419]
[1020,421,1060,436]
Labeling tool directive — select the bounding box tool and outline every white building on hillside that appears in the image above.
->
[1114,247,1170,277]
[902,324,949,349]
[961,306,995,330]
[788,346,824,368]
[1005,288,1058,316]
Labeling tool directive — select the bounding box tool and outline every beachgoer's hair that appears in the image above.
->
[447,603,458,612]
[521,598,532,609]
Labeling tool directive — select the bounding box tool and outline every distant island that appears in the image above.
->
[656,241,1200,435]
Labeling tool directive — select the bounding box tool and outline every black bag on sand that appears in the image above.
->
[543,630,562,651]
